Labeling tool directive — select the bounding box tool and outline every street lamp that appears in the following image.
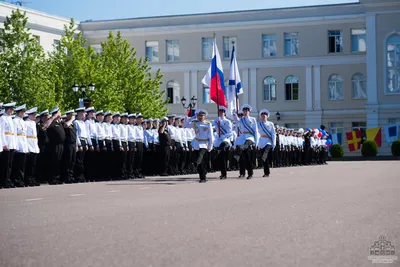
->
[276,111,281,121]
[72,83,95,108]
[181,96,197,116]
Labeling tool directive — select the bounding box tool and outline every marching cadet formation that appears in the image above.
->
[0,102,329,187]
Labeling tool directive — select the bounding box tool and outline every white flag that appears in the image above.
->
[227,45,242,118]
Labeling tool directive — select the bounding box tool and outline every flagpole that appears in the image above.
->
[232,40,240,137]
[214,32,221,138]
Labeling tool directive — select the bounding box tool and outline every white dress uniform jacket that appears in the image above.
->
[184,117,214,151]
[0,114,17,150]
[13,116,29,153]
[26,118,40,154]
[212,117,233,148]
[233,115,259,147]
[74,120,92,147]
[257,120,276,149]
[85,119,97,146]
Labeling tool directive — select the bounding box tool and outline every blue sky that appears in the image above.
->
[23,0,359,21]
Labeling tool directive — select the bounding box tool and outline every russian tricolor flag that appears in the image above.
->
[202,40,227,108]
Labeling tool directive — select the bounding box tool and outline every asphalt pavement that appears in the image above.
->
[0,161,399,267]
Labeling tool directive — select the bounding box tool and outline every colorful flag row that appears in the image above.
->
[344,125,400,152]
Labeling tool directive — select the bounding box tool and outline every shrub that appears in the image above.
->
[361,140,378,158]
[391,140,400,157]
[330,144,344,159]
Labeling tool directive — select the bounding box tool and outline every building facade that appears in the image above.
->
[1,0,400,155]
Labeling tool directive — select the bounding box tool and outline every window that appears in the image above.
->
[91,44,102,54]
[329,122,344,135]
[388,118,396,124]
[386,33,400,94]
[328,30,342,53]
[284,33,298,56]
[351,29,366,52]
[352,73,367,99]
[33,35,40,44]
[328,74,344,100]
[166,80,180,104]
[285,76,299,101]
[53,39,60,47]
[263,77,277,101]
[202,38,214,60]
[166,40,180,62]
[145,41,159,62]
[352,122,367,132]
[284,123,299,130]
[223,36,236,59]
[203,86,211,104]
[262,34,276,57]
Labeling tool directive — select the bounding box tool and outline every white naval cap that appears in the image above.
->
[39,109,49,116]
[195,109,208,116]
[26,107,38,115]
[218,106,227,113]
[161,117,168,122]
[128,113,136,118]
[3,102,16,109]
[136,113,143,118]
[15,104,27,112]
[259,109,270,117]
[112,112,120,117]
[121,112,128,117]
[75,107,85,113]
[167,114,176,118]
[65,109,75,115]
[104,110,112,117]
[298,128,304,134]
[85,107,95,113]
[95,110,104,116]
[241,104,252,111]
[50,106,59,114]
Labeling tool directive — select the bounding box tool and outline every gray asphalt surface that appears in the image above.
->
[0,161,399,267]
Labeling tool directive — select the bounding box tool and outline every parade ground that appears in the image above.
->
[0,161,399,267]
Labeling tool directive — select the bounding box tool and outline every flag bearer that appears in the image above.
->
[212,106,232,179]
[257,109,276,177]
[184,109,214,183]
[233,104,259,179]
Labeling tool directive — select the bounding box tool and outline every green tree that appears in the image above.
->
[0,9,55,110]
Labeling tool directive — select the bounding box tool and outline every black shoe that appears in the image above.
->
[238,174,245,178]
[220,175,227,180]
[246,175,253,180]
[199,179,207,183]
[263,174,269,177]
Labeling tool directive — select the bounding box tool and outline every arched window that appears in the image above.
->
[352,73,367,99]
[328,74,344,100]
[166,80,180,104]
[386,33,400,94]
[263,77,276,101]
[285,76,299,101]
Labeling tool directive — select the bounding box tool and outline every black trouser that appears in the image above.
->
[134,142,144,177]
[11,152,26,186]
[195,148,207,181]
[61,143,76,183]
[260,144,272,176]
[169,141,177,175]
[47,143,64,183]
[25,153,38,186]
[128,141,136,179]
[97,140,107,180]
[179,145,187,173]
[274,146,280,167]
[120,141,128,179]
[160,146,171,174]
[36,146,47,183]
[217,142,230,176]
[0,150,15,187]
[105,140,113,179]
[242,140,254,176]
[85,138,98,181]
[75,140,87,182]
[186,141,194,171]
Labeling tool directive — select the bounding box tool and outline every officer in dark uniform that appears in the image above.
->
[61,110,77,183]
[45,107,66,184]
[36,109,52,183]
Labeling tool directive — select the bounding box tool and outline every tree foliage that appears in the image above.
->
[0,10,167,118]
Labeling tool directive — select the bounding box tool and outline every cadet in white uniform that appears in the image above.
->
[184,109,214,183]
[12,104,29,187]
[84,107,97,181]
[212,106,233,179]
[74,107,91,182]
[232,104,259,179]
[134,113,145,178]
[25,107,40,186]
[257,109,276,177]
[0,102,17,188]
[127,114,137,179]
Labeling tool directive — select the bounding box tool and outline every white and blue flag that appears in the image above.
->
[227,45,243,118]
